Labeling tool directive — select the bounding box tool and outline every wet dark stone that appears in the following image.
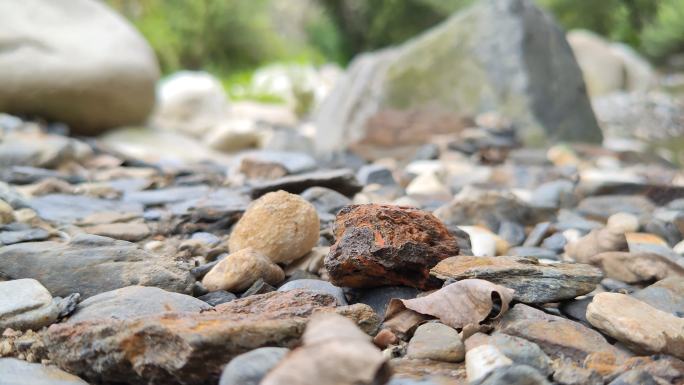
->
[241,279,276,298]
[541,232,567,252]
[300,186,352,215]
[357,164,396,186]
[600,278,636,293]
[498,221,526,247]
[508,246,558,260]
[348,286,419,316]
[199,291,237,306]
[523,222,551,247]
[560,296,593,324]
[250,169,362,198]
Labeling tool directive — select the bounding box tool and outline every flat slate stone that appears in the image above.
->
[124,185,211,206]
[432,256,602,303]
[278,279,348,305]
[631,277,684,317]
[0,233,194,298]
[0,228,49,245]
[219,347,289,385]
[250,169,362,198]
[30,194,143,223]
[0,278,60,331]
[67,285,211,323]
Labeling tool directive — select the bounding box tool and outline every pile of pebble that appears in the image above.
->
[0,113,683,385]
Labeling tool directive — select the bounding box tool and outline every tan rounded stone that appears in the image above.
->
[202,248,285,292]
[229,190,320,263]
[0,199,15,224]
[606,212,639,233]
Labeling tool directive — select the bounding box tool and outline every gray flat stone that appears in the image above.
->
[278,279,347,305]
[250,169,362,198]
[0,234,194,298]
[0,358,89,385]
[0,278,60,331]
[30,194,143,223]
[67,285,210,323]
[407,322,465,362]
[124,185,211,206]
[632,277,684,317]
[0,228,50,245]
[219,347,289,385]
[432,256,602,304]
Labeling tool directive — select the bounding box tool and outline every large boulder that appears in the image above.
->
[314,0,601,155]
[0,0,159,135]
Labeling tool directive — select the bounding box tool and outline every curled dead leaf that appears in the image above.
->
[384,279,514,332]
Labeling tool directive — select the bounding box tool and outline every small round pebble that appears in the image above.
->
[407,322,465,362]
[229,190,320,263]
[277,279,347,305]
[607,212,639,233]
[0,199,15,224]
[202,248,284,292]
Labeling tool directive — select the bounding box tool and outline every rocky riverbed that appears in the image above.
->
[1,0,684,384]
[1,110,684,385]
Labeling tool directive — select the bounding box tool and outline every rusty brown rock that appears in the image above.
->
[324,204,460,289]
[44,290,378,385]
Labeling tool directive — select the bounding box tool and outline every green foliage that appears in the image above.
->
[109,0,292,74]
[316,0,474,62]
[538,0,683,63]
[641,0,684,61]
[108,0,683,81]
[218,70,286,104]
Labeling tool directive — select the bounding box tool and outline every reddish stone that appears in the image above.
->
[44,290,379,385]
[324,204,460,290]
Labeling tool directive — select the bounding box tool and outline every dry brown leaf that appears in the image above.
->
[261,313,391,385]
[384,279,514,330]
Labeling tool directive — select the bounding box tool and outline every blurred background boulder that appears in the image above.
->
[0,0,159,135]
